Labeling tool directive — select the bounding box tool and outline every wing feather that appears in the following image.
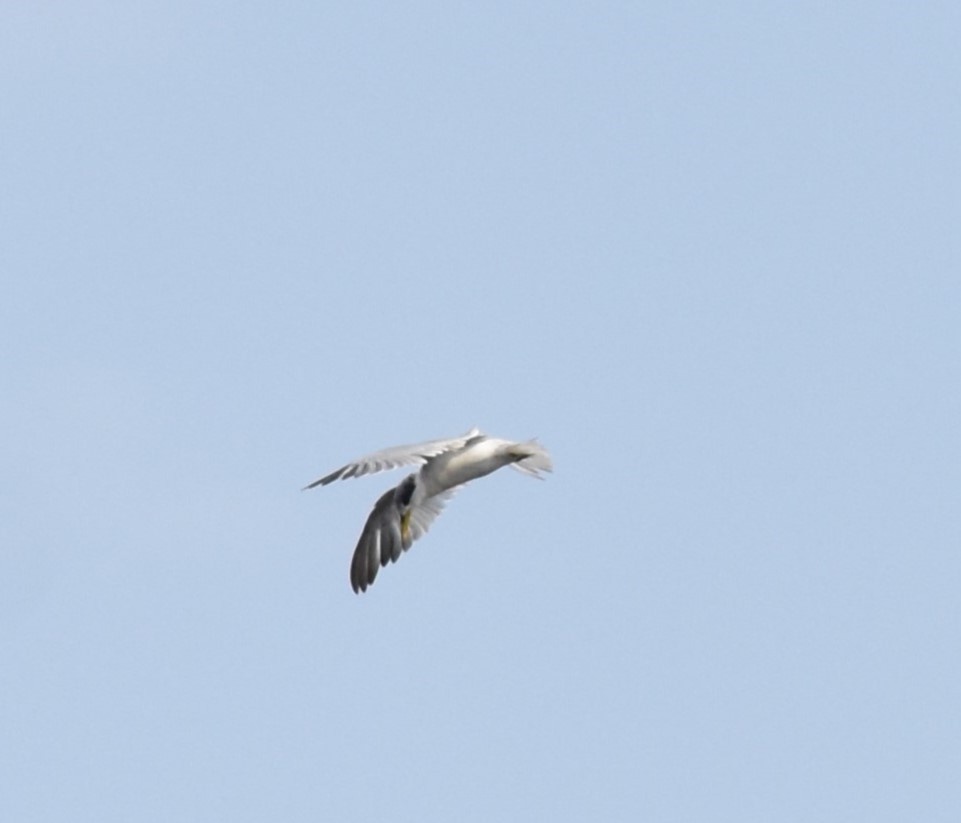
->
[304,427,481,489]
[348,483,459,593]
[407,488,458,543]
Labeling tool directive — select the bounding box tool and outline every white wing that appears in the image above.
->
[304,427,481,489]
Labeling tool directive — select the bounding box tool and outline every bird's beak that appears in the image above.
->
[400,509,412,546]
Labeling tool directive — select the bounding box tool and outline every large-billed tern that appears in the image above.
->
[305,428,552,592]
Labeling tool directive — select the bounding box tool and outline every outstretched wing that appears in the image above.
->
[350,483,458,593]
[304,427,481,489]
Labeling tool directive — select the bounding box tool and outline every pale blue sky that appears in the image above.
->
[2,3,959,821]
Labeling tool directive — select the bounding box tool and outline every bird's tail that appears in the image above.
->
[509,439,553,478]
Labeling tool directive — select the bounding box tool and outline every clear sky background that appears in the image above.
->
[2,2,959,821]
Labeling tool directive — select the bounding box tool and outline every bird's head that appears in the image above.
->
[394,474,418,546]
[394,474,417,507]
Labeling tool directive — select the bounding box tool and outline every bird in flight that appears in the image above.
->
[305,428,552,592]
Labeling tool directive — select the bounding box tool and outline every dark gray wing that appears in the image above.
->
[349,483,458,593]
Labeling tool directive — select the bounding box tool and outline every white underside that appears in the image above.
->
[418,438,516,499]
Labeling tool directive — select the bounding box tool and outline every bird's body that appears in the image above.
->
[415,436,532,497]
[305,428,552,592]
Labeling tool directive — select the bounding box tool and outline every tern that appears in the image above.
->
[305,428,552,592]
